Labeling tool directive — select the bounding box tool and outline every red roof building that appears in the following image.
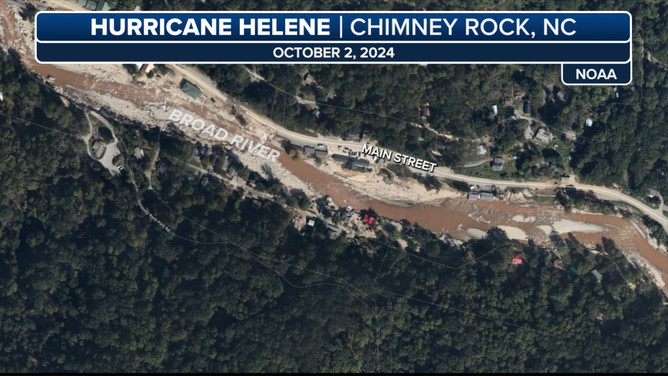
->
[512,254,523,265]
[362,214,369,224]
[368,217,376,226]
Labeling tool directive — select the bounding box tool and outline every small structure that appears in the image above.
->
[162,66,176,77]
[590,269,603,282]
[342,132,361,142]
[553,259,565,270]
[477,144,487,156]
[422,105,431,119]
[302,145,327,159]
[140,64,155,74]
[314,148,328,159]
[512,253,523,265]
[523,101,531,114]
[303,145,316,157]
[533,128,552,143]
[332,154,350,164]
[585,118,593,127]
[491,104,498,116]
[179,79,203,99]
[0,91,3,101]
[481,192,495,202]
[467,192,481,201]
[327,227,342,240]
[347,158,371,171]
[83,0,110,11]
[368,217,376,226]
[133,147,144,159]
[491,157,504,171]
[91,140,106,159]
[303,72,316,85]
[648,188,660,198]
[307,219,315,227]
[560,175,570,183]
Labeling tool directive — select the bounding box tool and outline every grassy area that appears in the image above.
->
[520,190,557,204]
[453,160,519,180]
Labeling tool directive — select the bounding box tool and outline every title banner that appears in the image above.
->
[35,11,633,85]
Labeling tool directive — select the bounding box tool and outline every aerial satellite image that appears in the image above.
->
[1,0,667,373]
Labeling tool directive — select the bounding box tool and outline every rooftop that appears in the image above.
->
[179,79,203,99]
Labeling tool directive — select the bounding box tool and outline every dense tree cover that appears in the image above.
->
[3,53,668,372]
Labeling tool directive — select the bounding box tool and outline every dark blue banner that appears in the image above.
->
[36,11,631,42]
[34,11,633,84]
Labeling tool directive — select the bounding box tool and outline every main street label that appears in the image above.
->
[362,143,437,173]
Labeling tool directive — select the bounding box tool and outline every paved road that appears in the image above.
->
[171,64,668,232]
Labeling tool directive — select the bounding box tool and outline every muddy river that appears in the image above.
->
[280,154,668,288]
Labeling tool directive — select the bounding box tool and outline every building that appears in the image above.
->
[534,128,552,143]
[161,66,176,77]
[553,259,565,270]
[491,104,498,116]
[302,145,327,159]
[512,254,523,265]
[491,157,504,171]
[342,132,361,142]
[467,192,481,201]
[133,147,144,159]
[91,140,106,159]
[590,269,603,282]
[80,0,110,11]
[332,154,350,164]
[140,64,155,74]
[481,192,495,202]
[523,101,531,114]
[477,144,487,156]
[422,105,431,119]
[648,188,660,198]
[303,72,316,85]
[347,158,370,171]
[585,118,593,127]
[179,79,202,99]
[303,145,315,157]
